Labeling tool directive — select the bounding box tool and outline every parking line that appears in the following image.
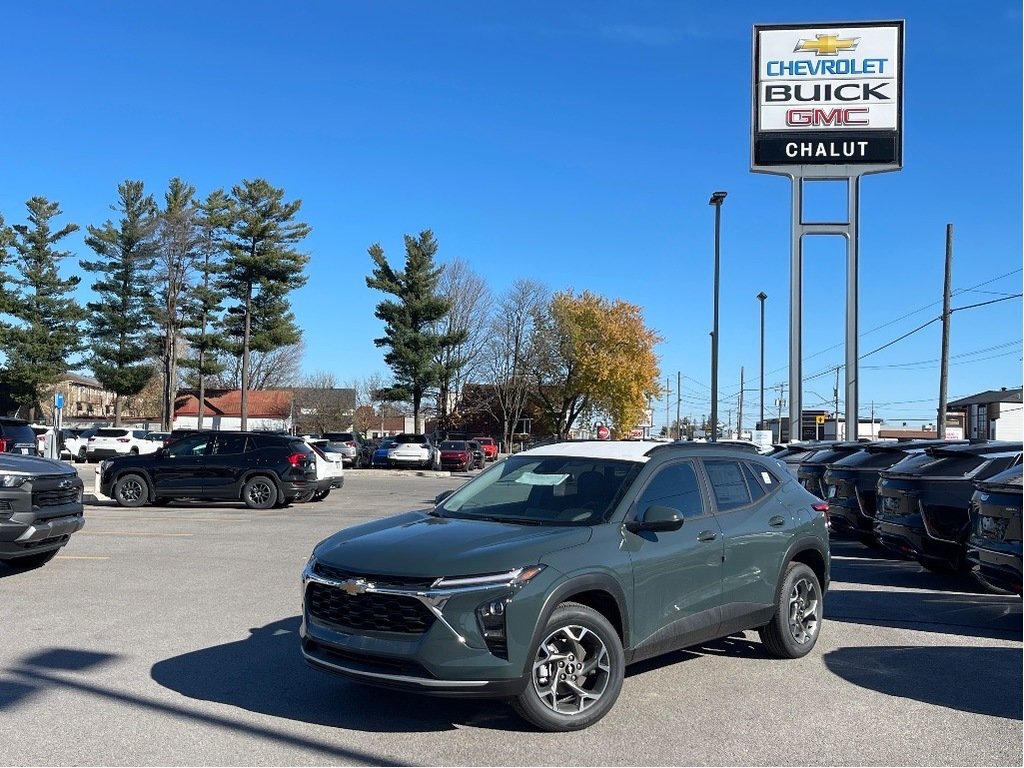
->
[55,555,110,560]
[78,532,193,537]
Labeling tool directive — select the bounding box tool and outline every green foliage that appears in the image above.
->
[178,190,230,388]
[1,198,85,412]
[81,180,159,409]
[216,179,310,422]
[365,230,466,427]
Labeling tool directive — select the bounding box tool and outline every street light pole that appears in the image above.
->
[757,291,767,430]
[709,191,727,442]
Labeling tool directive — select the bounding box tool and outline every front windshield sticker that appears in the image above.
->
[515,472,570,487]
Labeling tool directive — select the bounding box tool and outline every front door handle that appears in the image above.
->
[697,530,718,542]
[769,515,786,527]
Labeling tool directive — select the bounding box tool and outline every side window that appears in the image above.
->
[214,434,249,455]
[636,462,705,519]
[742,463,767,502]
[167,434,210,458]
[704,460,752,511]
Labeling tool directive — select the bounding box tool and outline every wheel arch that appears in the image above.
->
[520,573,631,677]
[785,535,830,594]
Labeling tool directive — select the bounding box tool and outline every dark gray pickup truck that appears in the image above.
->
[0,454,84,568]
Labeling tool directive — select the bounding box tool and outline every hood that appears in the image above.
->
[314,511,592,577]
[0,454,76,475]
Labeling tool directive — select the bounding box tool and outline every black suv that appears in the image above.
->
[823,440,960,546]
[874,441,1022,572]
[795,442,870,499]
[0,417,40,456]
[97,431,317,509]
[966,464,1022,595]
[302,441,829,731]
[1,453,85,568]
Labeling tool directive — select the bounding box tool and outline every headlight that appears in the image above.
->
[434,565,546,589]
[0,473,29,488]
[99,460,112,473]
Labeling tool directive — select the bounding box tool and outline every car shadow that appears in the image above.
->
[829,538,998,594]
[150,616,531,733]
[825,588,1021,641]
[823,645,1022,720]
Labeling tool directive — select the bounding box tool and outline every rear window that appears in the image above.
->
[323,432,356,442]
[394,434,428,444]
[95,428,130,438]
[0,422,36,444]
[441,441,467,450]
[890,451,993,478]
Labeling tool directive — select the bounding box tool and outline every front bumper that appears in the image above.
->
[299,561,552,697]
[0,484,84,559]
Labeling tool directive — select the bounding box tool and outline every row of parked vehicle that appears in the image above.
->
[771,439,1022,595]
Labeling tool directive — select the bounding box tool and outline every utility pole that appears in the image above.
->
[834,366,841,441]
[727,408,732,439]
[737,367,744,440]
[776,383,787,442]
[665,376,671,438]
[938,224,953,438]
[676,371,682,441]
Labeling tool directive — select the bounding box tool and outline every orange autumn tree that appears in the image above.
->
[532,290,661,438]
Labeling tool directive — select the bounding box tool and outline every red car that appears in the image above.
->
[438,440,474,472]
[472,436,498,462]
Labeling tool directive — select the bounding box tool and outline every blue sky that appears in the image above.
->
[1,1,1020,432]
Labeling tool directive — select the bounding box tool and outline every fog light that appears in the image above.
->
[476,597,510,659]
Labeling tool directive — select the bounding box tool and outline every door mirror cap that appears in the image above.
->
[434,489,455,505]
[626,504,685,533]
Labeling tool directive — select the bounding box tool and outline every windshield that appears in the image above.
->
[435,455,642,526]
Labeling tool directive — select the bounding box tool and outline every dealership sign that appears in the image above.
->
[752,21,904,169]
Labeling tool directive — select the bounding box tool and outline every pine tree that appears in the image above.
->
[217,179,310,430]
[2,198,85,419]
[178,190,229,428]
[81,180,158,425]
[153,178,202,429]
[366,230,466,432]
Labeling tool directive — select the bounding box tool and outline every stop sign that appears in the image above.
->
[596,425,611,440]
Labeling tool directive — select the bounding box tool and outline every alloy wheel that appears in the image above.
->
[530,624,611,715]
[787,576,820,645]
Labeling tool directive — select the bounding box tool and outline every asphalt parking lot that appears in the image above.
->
[1,468,1021,766]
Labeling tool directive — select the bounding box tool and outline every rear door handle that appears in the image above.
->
[697,530,718,542]
[769,515,786,528]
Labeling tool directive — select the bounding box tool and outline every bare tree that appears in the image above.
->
[293,371,355,434]
[432,258,492,430]
[483,279,548,450]
[213,342,304,390]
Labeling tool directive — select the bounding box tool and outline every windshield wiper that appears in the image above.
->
[474,515,543,526]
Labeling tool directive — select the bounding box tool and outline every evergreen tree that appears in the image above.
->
[81,180,158,425]
[217,179,310,430]
[2,198,85,419]
[153,178,202,429]
[366,230,465,432]
[0,213,15,318]
[179,190,229,428]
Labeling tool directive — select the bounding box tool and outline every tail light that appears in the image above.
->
[0,438,7,452]
[287,452,309,468]
[812,502,829,513]
[117,438,130,443]
[345,441,357,448]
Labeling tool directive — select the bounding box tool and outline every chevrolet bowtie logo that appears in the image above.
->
[795,34,859,56]
[338,578,371,596]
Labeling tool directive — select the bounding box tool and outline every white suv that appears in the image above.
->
[86,428,160,461]
[387,433,439,469]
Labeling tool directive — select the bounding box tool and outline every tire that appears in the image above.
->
[8,549,59,570]
[242,476,277,510]
[759,561,822,658]
[113,473,149,507]
[293,489,316,503]
[76,447,87,463]
[312,489,331,502]
[511,602,624,732]
[129,447,139,455]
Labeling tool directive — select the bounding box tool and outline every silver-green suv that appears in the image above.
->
[301,441,830,731]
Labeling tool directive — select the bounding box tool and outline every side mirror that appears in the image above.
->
[625,504,684,533]
[434,489,455,505]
